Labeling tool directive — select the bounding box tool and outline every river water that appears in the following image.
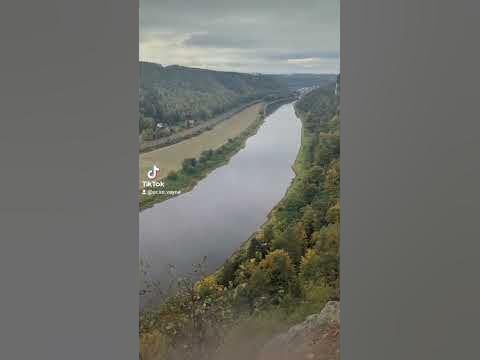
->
[139,102,302,289]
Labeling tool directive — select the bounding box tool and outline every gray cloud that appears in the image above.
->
[183,33,261,49]
[140,0,339,74]
[266,51,339,61]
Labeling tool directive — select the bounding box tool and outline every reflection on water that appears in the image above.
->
[139,103,301,288]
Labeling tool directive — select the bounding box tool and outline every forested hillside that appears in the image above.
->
[271,73,337,91]
[139,62,288,139]
[140,81,340,360]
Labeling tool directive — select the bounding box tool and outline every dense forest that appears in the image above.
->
[272,73,337,91]
[139,62,337,142]
[139,62,288,140]
[140,79,340,360]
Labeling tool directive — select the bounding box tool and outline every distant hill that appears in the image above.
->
[139,62,288,134]
[295,81,339,119]
[271,73,338,91]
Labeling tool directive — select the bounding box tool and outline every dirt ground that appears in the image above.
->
[257,322,340,360]
[139,102,264,185]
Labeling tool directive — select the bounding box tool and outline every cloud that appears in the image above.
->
[268,51,339,61]
[288,58,323,64]
[140,0,339,74]
[183,33,261,49]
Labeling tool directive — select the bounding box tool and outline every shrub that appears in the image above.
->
[166,171,178,181]
[313,224,339,253]
[271,226,304,266]
[325,202,340,224]
[181,158,198,173]
[300,249,338,287]
[246,250,296,303]
[299,249,323,282]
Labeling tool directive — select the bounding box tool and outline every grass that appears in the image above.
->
[139,102,264,188]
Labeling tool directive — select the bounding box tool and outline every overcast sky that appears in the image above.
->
[140,0,339,74]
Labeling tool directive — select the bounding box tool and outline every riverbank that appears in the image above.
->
[140,102,265,189]
[220,87,338,274]
[211,100,312,276]
[139,107,266,210]
[139,97,297,211]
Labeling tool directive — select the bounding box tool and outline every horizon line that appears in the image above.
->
[139,60,339,76]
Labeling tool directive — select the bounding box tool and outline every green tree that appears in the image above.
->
[262,223,275,244]
[313,224,339,254]
[271,225,303,266]
[166,171,178,181]
[182,158,198,173]
[301,205,316,244]
[247,250,296,302]
[142,128,155,141]
[299,249,323,283]
[247,237,263,260]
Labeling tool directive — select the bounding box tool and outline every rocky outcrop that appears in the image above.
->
[258,301,340,360]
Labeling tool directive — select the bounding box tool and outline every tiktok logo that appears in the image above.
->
[147,165,160,179]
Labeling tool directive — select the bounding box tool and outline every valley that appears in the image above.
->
[138,62,340,360]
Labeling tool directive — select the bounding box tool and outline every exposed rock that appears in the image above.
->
[257,301,340,360]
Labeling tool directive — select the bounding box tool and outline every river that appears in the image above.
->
[139,102,302,291]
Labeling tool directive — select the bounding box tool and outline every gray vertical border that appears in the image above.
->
[2,0,480,359]
[0,1,139,359]
[342,0,480,359]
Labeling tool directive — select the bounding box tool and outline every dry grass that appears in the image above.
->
[139,102,264,185]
